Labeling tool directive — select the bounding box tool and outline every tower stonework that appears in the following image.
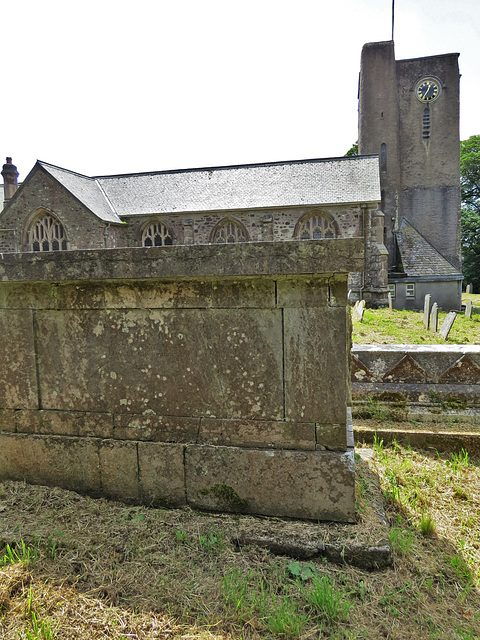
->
[359,41,462,310]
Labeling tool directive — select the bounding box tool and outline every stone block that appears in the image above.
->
[0,409,16,432]
[198,418,315,450]
[113,413,200,442]
[104,281,213,309]
[0,309,38,409]
[99,440,139,501]
[277,277,329,308]
[284,307,348,423]
[55,282,106,309]
[138,442,186,506]
[212,280,275,308]
[36,308,284,420]
[0,240,365,283]
[0,433,101,493]
[2,282,55,309]
[15,409,113,438]
[185,445,355,522]
[315,423,347,450]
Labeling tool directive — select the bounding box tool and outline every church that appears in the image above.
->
[0,41,462,310]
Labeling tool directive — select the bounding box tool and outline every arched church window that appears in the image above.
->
[297,213,336,240]
[212,219,248,243]
[28,212,68,252]
[142,221,173,247]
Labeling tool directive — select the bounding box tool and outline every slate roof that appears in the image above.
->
[38,156,380,222]
[395,218,461,277]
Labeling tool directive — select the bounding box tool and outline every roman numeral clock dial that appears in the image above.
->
[416,77,441,102]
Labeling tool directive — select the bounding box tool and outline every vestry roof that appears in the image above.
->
[38,156,381,223]
[395,219,461,278]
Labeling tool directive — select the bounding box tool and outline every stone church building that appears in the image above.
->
[0,40,463,310]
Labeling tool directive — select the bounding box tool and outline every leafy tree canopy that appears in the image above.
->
[344,141,358,157]
[460,135,480,291]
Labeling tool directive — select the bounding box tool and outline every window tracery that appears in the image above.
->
[142,221,173,247]
[212,219,248,243]
[297,213,336,240]
[28,213,68,252]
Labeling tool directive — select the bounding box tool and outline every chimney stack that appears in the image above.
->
[2,157,19,204]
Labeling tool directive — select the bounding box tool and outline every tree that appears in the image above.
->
[460,135,480,291]
[344,141,358,157]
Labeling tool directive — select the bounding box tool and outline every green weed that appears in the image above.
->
[419,513,436,537]
[303,574,354,622]
[0,541,37,567]
[198,528,225,553]
[287,561,317,581]
[261,590,308,638]
[449,449,470,473]
[389,527,414,556]
[221,567,256,621]
[20,612,58,640]
[364,396,388,421]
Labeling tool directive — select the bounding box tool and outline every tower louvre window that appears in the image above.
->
[423,107,431,139]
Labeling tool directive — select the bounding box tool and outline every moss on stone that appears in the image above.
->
[199,484,248,512]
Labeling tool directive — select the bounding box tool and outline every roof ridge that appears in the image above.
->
[38,160,91,180]
[94,154,379,181]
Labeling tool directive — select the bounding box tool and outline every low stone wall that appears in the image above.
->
[0,240,362,522]
[352,344,480,424]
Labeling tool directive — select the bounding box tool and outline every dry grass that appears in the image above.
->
[0,444,479,639]
[352,294,480,345]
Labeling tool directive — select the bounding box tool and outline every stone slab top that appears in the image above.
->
[353,344,480,353]
[0,239,364,283]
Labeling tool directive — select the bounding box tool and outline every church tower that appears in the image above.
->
[358,41,462,310]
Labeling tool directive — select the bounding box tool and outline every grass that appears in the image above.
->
[352,293,480,344]
[0,443,479,639]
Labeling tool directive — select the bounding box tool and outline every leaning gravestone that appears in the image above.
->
[439,311,457,340]
[465,299,473,319]
[423,294,431,329]
[352,299,366,322]
[430,302,438,332]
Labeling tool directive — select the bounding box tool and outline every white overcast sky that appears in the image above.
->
[3,0,480,179]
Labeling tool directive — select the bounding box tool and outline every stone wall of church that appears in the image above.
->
[0,240,363,522]
[110,204,363,248]
[0,168,108,252]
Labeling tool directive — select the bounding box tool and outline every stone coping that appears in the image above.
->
[353,344,480,353]
[0,239,364,283]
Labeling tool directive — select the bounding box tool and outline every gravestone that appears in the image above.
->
[423,294,431,329]
[439,311,457,340]
[352,299,365,322]
[466,284,471,294]
[430,302,438,332]
[388,292,393,311]
[465,299,473,319]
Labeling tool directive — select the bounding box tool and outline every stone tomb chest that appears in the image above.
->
[0,239,361,522]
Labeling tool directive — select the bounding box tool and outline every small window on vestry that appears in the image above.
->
[297,213,336,240]
[142,221,173,247]
[28,213,68,252]
[406,283,415,298]
[212,219,248,243]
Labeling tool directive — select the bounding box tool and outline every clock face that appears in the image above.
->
[416,78,441,103]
